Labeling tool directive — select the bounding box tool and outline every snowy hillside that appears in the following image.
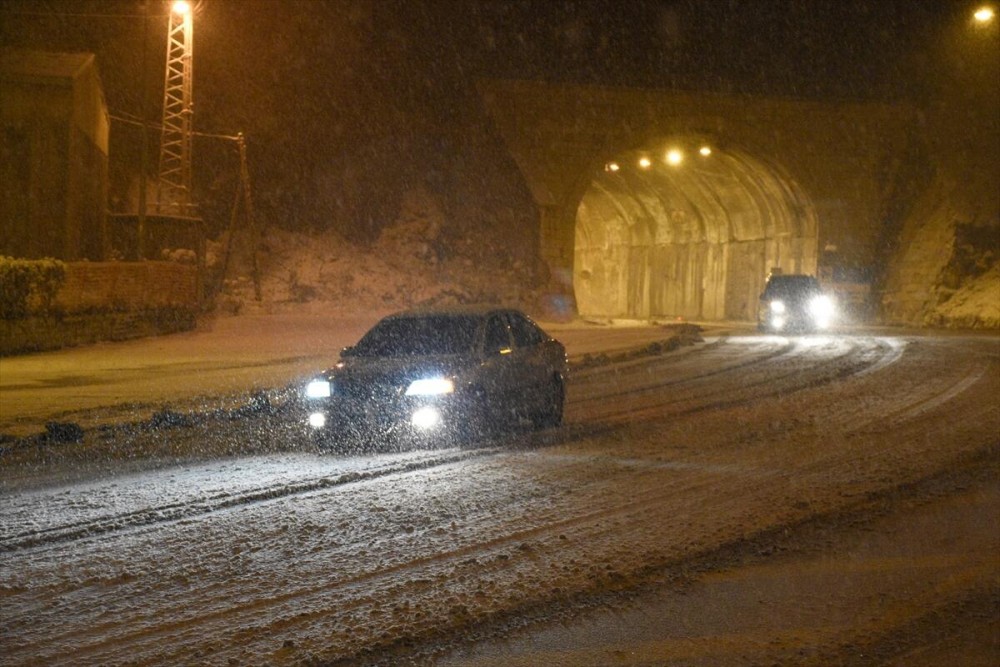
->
[211,188,548,319]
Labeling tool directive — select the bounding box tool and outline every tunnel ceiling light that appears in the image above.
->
[699,145,712,157]
[974,6,995,22]
[666,149,684,166]
[605,161,620,173]
[638,156,652,169]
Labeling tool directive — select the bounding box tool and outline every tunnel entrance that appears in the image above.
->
[573,139,819,321]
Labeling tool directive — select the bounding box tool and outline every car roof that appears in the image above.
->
[383,305,523,320]
[766,274,818,285]
[763,274,821,293]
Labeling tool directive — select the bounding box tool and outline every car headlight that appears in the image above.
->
[809,295,835,320]
[411,406,442,429]
[770,299,786,314]
[306,379,331,398]
[405,377,454,396]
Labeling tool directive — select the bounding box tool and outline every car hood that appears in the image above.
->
[323,353,480,387]
[763,290,820,304]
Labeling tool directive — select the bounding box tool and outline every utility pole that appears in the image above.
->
[219,133,262,300]
[156,0,194,216]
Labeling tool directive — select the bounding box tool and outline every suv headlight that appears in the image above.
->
[306,379,331,398]
[405,378,454,396]
[809,295,835,320]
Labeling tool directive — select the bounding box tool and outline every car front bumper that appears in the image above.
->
[305,394,478,444]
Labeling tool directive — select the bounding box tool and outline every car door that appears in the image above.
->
[504,311,551,405]
[479,314,520,417]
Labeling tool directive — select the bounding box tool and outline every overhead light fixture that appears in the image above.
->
[638,157,652,169]
[699,145,712,157]
[605,162,620,173]
[666,149,683,166]
[974,6,995,22]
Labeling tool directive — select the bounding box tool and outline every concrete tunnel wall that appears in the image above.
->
[574,143,818,321]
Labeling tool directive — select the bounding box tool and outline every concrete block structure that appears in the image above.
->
[0,50,109,261]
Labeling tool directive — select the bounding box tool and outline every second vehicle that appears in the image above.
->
[757,273,836,333]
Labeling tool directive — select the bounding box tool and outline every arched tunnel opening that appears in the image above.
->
[573,138,819,322]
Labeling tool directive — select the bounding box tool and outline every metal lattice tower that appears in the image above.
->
[156,2,194,215]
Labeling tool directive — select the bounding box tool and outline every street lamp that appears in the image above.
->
[973,6,995,23]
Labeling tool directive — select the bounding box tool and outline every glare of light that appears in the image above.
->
[638,156,652,169]
[405,378,454,396]
[974,6,995,22]
[306,379,331,398]
[699,145,712,157]
[411,406,441,430]
[666,149,684,166]
[605,162,620,173]
[308,412,326,429]
[770,316,786,330]
[770,300,787,314]
[172,0,191,14]
[809,295,836,328]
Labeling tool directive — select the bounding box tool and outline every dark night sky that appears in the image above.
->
[1,0,995,239]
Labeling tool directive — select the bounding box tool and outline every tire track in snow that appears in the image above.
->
[0,449,493,553]
[569,336,898,424]
[26,450,778,667]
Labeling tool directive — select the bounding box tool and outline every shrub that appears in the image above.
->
[0,257,67,319]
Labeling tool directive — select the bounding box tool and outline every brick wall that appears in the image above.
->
[2,260,198,355]
[51,261,198,311]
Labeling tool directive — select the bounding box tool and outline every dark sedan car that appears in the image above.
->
[757,273,836,333]
[304,306,568,449]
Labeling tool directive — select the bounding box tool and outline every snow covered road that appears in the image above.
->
[1,332,997,666]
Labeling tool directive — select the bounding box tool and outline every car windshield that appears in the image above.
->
[351,315,481,357]
[764,276,820,298]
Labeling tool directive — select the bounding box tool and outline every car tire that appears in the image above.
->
[534,375,565,429]
[311,429,337,453]
[475,387,500,438]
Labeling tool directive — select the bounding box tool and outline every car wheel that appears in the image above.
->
[534,375,565,429]
[311,419,362,453]
[311,428,337,453]
[471,387,497,437]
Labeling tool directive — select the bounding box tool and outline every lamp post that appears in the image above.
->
[156,0,194,216]
[137,0,151,259]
